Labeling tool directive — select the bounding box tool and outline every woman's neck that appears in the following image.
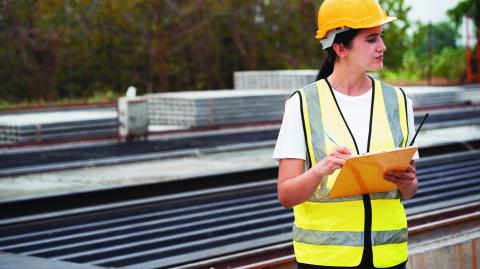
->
[327,65,371,96]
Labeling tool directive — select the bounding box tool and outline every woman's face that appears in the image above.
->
[346,26,387,72]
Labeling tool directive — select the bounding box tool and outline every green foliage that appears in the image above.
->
[447,0,480,37]
[0,99,9,109]
[432,47,466,80]
[380,50,422,83]
[377,0,467,84]
[378,0,411,70]
[410,21,460,56]
[88,90,120,103]
[0,0,326,104]
[380,19,465,84]
[0,0,469,105]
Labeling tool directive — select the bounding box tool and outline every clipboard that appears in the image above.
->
[328,146,417,198]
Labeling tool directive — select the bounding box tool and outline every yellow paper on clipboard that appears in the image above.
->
[328,146,417,198]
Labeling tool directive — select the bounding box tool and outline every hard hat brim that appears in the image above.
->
[316,16,397,41]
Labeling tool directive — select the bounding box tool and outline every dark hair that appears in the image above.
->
[316,29,362,80]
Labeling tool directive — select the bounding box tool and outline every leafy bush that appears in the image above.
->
[432,47,466,81]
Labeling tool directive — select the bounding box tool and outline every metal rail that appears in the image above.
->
[185,202,480,269]
[0,149,480,268]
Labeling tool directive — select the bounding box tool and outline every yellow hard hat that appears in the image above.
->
[316,0,396,40]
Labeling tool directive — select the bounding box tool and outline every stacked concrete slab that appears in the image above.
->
[461,84,480,104]
[416,106,480,130]
[0,109,118,145]
[234,70,477,109]
[234,70,317,90]
[402,86,463,108]
[146,90,291,127]
[147,70,476,128]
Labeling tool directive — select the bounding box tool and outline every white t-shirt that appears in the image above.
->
[273,88,419,160]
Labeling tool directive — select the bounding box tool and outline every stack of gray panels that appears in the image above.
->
[462,84,480,104]
[233,69,469,109]
[0,109,118,145]
[402,86,463,108]
[417,106,480,130]
[147,90,292,127]
[234,70,318,90]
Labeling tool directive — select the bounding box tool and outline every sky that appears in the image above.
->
[404,0,472,45]
[404,0,461,24]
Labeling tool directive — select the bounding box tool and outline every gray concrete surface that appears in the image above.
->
[0,146,277,202]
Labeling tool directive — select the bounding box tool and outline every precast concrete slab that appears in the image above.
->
[0,146,277,202]
[416,125,480,147]
[0,110,117,126]
[0,109,118,144]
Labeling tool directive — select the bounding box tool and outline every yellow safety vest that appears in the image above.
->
[293,78,409,268]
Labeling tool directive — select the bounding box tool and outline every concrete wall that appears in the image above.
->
[408,219,480,269]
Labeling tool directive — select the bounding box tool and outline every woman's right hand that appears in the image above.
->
[313,146,352,177]
[277,146,352,208]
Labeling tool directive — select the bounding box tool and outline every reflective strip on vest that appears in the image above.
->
[294,225,408,246]
[298,83,326,165]
[294,78,409,267]
[381,82,405,148]
[307,188,400,203]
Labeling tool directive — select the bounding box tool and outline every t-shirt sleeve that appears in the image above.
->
[406,97,420,160]
[272,93,307,160]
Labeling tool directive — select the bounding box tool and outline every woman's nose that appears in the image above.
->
[378,38,387,52]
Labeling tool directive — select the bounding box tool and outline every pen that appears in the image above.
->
[324,130,340,146]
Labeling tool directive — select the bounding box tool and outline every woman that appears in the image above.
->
[273,0,419,268]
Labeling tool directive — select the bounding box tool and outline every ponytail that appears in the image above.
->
[316,48,335,80]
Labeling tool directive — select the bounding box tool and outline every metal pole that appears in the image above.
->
[466,18,472,83]
[428,22,433,85]
[476,27,480,83]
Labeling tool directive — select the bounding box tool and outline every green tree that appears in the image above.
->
[378,0,411,70]
[432,47,466,80]
[0,0,329,104]
[408,20,462,82]
[0,0,60,102]
[411,21,460,56]
[447,0,480,39]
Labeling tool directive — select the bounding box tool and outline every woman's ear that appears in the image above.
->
[332,43,347,58]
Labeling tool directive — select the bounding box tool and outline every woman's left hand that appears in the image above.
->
[383,161,418,199]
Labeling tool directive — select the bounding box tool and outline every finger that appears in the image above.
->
[385,176,415,189]
[384,174,400,182]
[384,177,410,188]
[386,176,414,185]
[334,153,352,160]
[405,165,416,173]
[384,171,415,180]
[386,167,408,173]
[331,157,346,166]
[334,146,351,155]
